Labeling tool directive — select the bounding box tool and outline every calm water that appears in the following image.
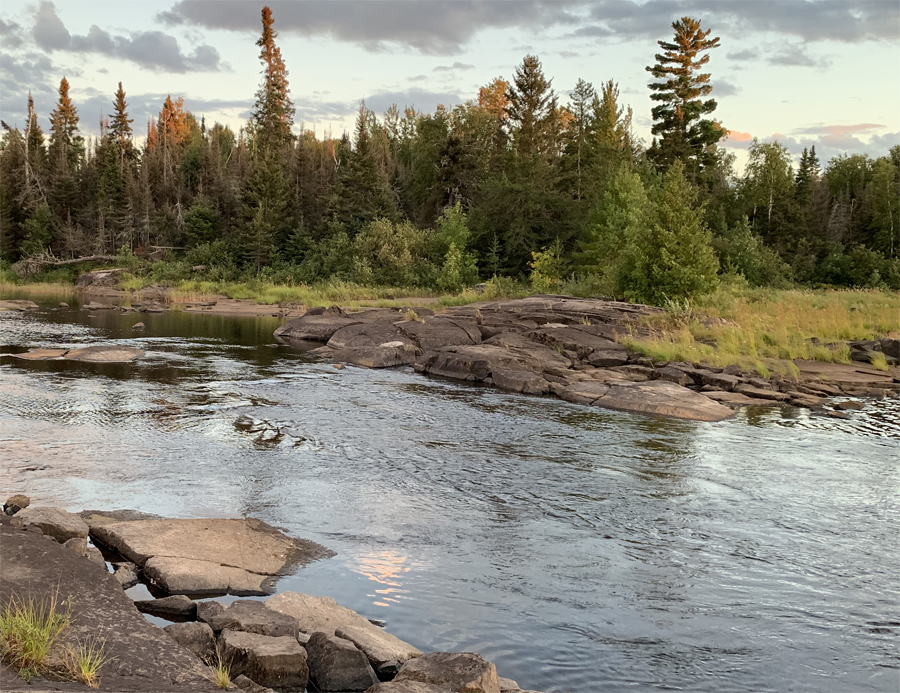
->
[1,295,898,693]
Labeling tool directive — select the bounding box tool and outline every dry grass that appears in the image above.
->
[623,287,898,373]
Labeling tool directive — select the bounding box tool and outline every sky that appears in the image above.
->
[1,0,898,172]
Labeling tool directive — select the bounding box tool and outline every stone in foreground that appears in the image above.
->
[134,594,197,619]
[366,682,451,693]
[266,592,380,636]
[219,630,309,691]
[164,621,217,661]
[395,652,500,693]
[306,631,378,691]
[90,518,331,596]
[16,506,89,543]
[336,623,423,669]
[204,599,300,637]
[4,494,30,515]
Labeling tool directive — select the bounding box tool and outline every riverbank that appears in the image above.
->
[0,498,533,693]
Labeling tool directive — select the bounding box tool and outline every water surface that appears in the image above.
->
[1,296,898,692]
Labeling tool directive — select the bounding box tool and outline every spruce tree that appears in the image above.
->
[48,77,84,226]
[250,5,295,153]
[646,17,725,176]
[505,55,559,158]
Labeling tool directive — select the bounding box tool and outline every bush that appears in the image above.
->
[529,239,567,294]
[814,243,900,289]
[183,200,222,248]
[437,242,479,292]
[353,218,431,286]
[712,216,792,287]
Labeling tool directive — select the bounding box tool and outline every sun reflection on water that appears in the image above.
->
[352,550,412,607]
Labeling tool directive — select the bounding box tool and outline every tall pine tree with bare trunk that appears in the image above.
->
[646,17,725,178]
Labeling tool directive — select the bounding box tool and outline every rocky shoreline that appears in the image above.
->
[1,496,536,693]
[4,291,898,421]
[273,295,900,422]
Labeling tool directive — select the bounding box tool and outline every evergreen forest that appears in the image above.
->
[2,9,898,303]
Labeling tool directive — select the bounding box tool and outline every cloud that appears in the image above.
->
[727,49,758,62]
[433,62,475,72]
[0,18,25,48]
[159,0,583,55]
[0,50,59,129]
[723,125,899,163]
[33,1,227,73]
[768,44,831,68]
[715,79,740,97]
[580,0,898,43]
[724,130,754,149]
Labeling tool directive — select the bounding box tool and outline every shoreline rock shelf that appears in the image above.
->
[274,296,899,422]
[2,498,541,692]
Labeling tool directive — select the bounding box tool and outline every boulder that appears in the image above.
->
[335,624,422,670]
[17,506,89,543]
[790,394,826,409]
[306,631,378,691]
[134,594,197,620]
[394,652,500,693]
[90,518,331,597]
[233,673,277,693]
[204,599,299,637]
[698,371,741,391]
[491,368,550,395]
[314,345,419,369]
[197,600,226,624]
[219,630,309,691]
[329,322,415,350]
[164,621,216,661]
[86,546,105,565]
[75,268,125,287]
[266,593,379,636]
[655,366,692,387]
[550,381,611,405]
[81,300,119,310]
[275,315,364,342]
[113,562,139,589]
[366,683,451,693]
[595,381,734,421]
[133,321,146,330]
[63,536,88,555]
[732,384,791,401]
[64,345,146,362]
[881,338,900,360]
[703,391,782,407]
[4,494,30,515]
[397,317,480,351]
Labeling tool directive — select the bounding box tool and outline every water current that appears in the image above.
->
[1,295,898,692]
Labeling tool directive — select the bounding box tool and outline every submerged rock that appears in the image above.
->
[0,299,39,311]
[134,594,197,620]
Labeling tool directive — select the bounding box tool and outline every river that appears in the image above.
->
[1,294,898,693]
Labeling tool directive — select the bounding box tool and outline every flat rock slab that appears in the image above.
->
[7,346,145,363]
[395,652,500,693]
[367,683,452,693]
[266,593,380,636]
[0,299,39,311]
[0,519,216,691]
[134,594,197,620]
[794,359,898,385]
[336,624,422,668]
[703,391,782,407]
[91,518,332,597]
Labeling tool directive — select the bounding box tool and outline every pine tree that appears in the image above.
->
[505,55,559,158]
[326,104,398,234]
[566,78,596,199]
[109,82,135,173]
[646,17,725,176]
[48,78,83,175]
[250,5,295,153]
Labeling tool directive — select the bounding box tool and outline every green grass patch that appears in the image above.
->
[0,594,70,681]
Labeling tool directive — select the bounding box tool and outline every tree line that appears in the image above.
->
[1,9,897,302]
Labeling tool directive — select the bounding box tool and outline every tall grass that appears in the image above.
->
[66,638,111,689]
[624,286,898,372]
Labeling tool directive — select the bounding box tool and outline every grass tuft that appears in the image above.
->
[869,351,889,371]
[0,594,70,681]
[65,638,110,689]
